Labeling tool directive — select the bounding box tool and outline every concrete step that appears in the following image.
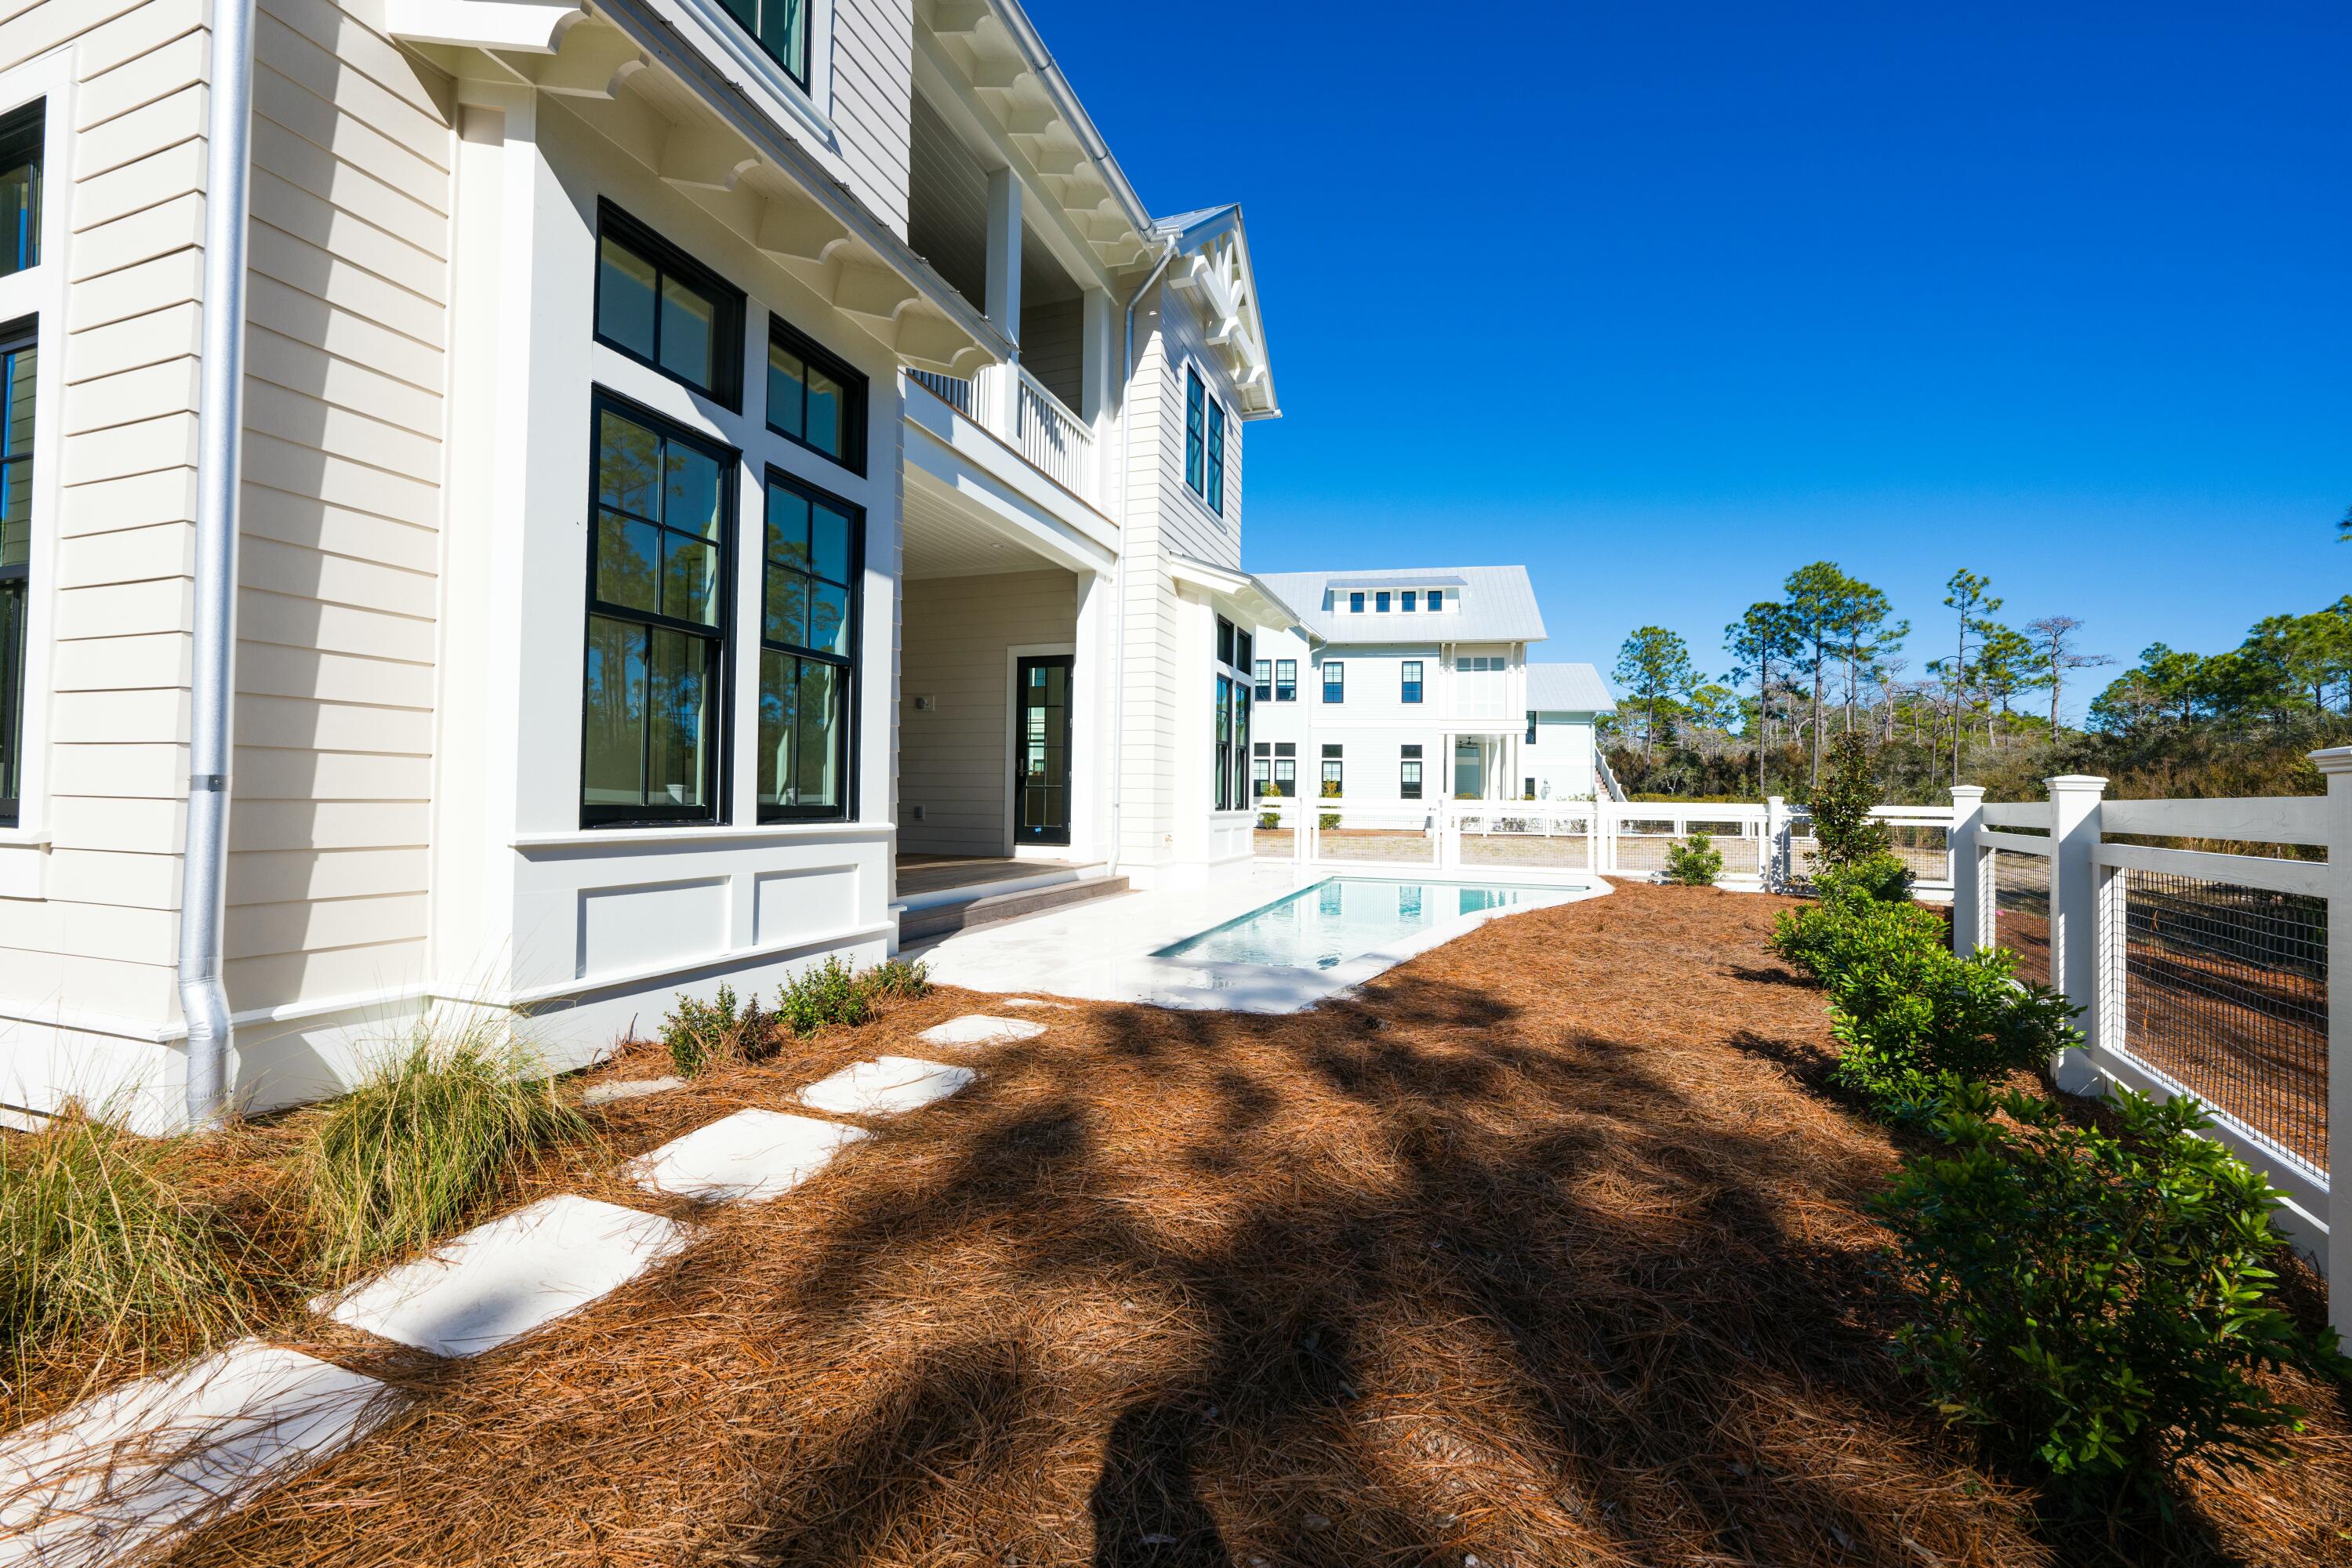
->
[898,873,1131,942]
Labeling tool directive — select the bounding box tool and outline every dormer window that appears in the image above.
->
[1402,590,1417,612]
[718,0,811,91]
[1428,588,1444,612]
[1375,591,1390,612]
[1348,591,1365,613]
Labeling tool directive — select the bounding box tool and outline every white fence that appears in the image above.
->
[1252,795,1955,895]
[907,365,1098,506]
[1949,757,2345,1338]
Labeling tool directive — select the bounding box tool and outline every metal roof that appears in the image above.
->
[1251,565,1548,646]
[1527,662,1617,714]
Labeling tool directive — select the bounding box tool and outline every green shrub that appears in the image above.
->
[1809,732,1892,872]
[1814,849,1914,904]
[662,982,773,1076]
[2,1108,252,1389]
[299,1021,589,1279]
[775,955,873,1037]
[1826,943,2080,1116]
[1770,882,1946,981]
[1877,1080,2351,1488]
[1319,811,1341,830]
[1258,810,1281,829]
[1662,832,1722,886]
[858,957,931,1003]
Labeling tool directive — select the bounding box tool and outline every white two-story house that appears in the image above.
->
[1250,568,1600,828]
[0,0,1291,1128]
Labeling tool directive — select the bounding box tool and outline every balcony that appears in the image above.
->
[908,363,1102,511]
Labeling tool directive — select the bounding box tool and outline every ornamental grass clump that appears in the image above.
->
[858,956,932,1002]
[298,1019,589,1279]
[1662,832,1723,886]
[1877,1080,2352,1490]
[662,983,775,1075]
[2,1107,253,1396]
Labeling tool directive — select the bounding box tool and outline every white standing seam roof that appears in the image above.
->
[1250,566,1548,646]
[1527,662,1617,714]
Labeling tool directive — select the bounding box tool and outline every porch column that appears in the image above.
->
[985,168,1022,350]
[1080,286,1114,502]
[1071,568,1109,862]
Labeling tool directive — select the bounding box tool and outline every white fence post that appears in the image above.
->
[1948,784,1985,955]
[2046,775,2107,1094]
[2312,746,2352,1342]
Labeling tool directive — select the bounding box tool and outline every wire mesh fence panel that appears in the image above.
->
[2111,869,2328,1170]
[1316,829,1437,865]
[1461,833,1590,870]
[1991,848,2052,985]
[1612,833,1762,875]
[1884,823,1951,883]
[1252,828,1294,858]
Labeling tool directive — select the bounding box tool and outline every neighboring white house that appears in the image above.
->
[1250,568,1592,828]
[0,0,1298,1127]
[1523,662,1617,801]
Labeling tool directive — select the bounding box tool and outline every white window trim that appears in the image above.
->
[664,0,841,153]
[0,50,75,862]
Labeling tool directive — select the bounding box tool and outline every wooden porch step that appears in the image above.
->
[898,873,1131,942]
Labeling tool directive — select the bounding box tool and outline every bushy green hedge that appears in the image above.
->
[1662,832,1723,886]
[1878,1080,2349,1486]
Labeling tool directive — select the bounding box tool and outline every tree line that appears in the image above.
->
[1602,554,2352,805]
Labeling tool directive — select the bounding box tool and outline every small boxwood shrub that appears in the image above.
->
[1662,832,1723,886]
[1319,811,1341,830]
[1878,1080,2351,1488]
[1816,849,1914,904]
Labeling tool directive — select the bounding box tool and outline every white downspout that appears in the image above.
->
[1108,238,1177,879]
[181,0,258,1127]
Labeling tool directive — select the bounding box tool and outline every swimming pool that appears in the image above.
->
[1153,877,1563,971]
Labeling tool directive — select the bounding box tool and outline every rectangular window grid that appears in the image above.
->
[759,470,859,820]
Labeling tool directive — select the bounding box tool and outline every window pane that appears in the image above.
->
[662,533,719,626]
[808,579,851,656]
[597,409,660,517]
[3,343,32,459]
[595,511,659,614]
[582,615,647,804]
[766,485,811,568]
[810,502,851,583]
[596,237,659,362]
[657,274,717,390]
[0,104,36,276]
[646,627,710,807]
[767,342,807,440]
[804,362,844,458]
[794,658,840,808]
[0,577,21,805]
[662,441,722,538]
[762,0,808,80]
[764,563,809,646]
[758,648,797,808]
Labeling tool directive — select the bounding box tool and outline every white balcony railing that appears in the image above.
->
[907,365,1098,509]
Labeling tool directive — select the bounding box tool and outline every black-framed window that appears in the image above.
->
[1322,659,1344,705]
[1402,590,1417,612]
[1275,659,1297,702]
[1320,743,1342,797]
[1253,659,1271,701]
[1348,591,1365,613]
[1184,368,1206,495]
[1216,615,1235,666]
[0,102,41,280]
[1375,590,1390,613]
[1252,756,1270,797]
[767,315,865,473]
[760,470,860,821]
[1428,589,1444,611]
[1272,741,1296,797]
[1399,743,1423,800]
[582,394,733,826]
[717,0,811,90]
[0,321,34,825]
[1212,617,1250,811]
[594,202,743,408]
[1401,660,1423,704]
[1204,395,1225,516]
[1527,710,1539,744]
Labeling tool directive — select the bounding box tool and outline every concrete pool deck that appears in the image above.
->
[909,864,1610,1013]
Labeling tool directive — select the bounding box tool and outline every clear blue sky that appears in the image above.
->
[1025,0,2350,716]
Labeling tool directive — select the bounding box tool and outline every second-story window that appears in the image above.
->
[1204,396,1225,516]
[1401,660,1423,704]
[1184,368,1207,495]
[1322,659,1344,705]
[1348,591,1365,613]
[1402,590,1417,612]
[1253,659,1271,702]
[718,0,811,90]
[1375,591,1390,613]
[0,103,39,278]
[1527,710,1539,744]
[594,202,744,409]
[767,316,865,472]
[1275,659,1297,702]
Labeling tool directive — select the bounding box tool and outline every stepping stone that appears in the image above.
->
[797,1056,975,1116]
[582,1076,686,1107]
[917,1014,1047,1047]
[0,1340,399,1565]
[627,1109,869,1204]
[315,1196,690,1359]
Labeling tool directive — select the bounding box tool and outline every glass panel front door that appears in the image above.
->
[1454,740,1483,800]
[1015,655,1073,845]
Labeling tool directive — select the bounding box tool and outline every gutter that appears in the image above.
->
[1105,238,1177,877]
[983,0,1154,241]
[181,0,260,1127]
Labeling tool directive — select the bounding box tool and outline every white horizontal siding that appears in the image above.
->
[898,568,1076,856]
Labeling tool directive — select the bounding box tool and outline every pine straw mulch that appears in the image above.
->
[138,883,2352,1566]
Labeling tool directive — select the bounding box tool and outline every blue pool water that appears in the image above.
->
[1154,878,1559,971]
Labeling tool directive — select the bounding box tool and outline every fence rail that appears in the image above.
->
[906,365,1098,507]
[1950,756,2350,1341]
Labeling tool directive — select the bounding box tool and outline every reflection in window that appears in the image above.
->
[582,398,731,824]
[767,318,866,470]
[0,102,39,278]
[0,328,31,823]
[760,470,858,819]
[718,0,810,89]
[593,204,743,407]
